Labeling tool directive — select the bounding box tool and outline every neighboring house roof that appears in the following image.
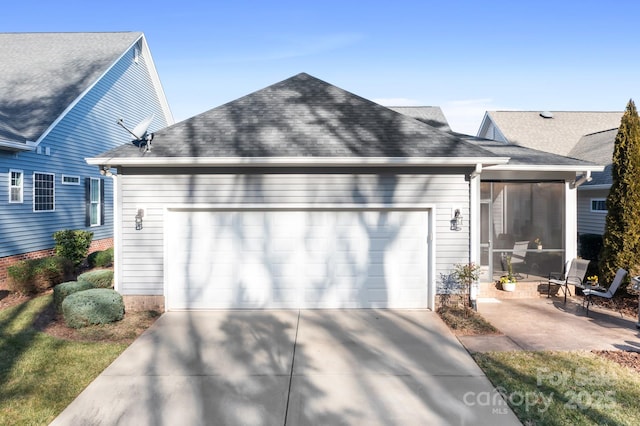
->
[569,128,618,186]
[92,73,509,166]
[0,32,172,148]
[387,106,451,131]
[459,134,598,168]
[479,111,623,156]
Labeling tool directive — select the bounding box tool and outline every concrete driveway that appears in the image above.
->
[51,310,520,426]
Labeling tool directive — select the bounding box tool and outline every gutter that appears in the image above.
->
[86,156,512,168]
[0,139,37,152]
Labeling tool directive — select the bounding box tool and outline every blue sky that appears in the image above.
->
[4,0,639,134]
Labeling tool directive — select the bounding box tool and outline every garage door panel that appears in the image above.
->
[167,209,429,310]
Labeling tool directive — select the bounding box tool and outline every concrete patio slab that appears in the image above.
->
[52,310,521,426]
[474,297,640,352]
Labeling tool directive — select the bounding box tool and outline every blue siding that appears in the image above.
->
[0,45,169,257]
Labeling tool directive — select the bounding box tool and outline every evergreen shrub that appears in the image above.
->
[52,230,94,266]
[7,256,74,294]
[62,288,124,329]
[53,281,93,312]
[77,269,114,289]
[88,247,114,268]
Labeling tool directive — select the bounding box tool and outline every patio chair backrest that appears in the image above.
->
[511,241,529,264]
[607,268,628,296]
[566,258,590,285]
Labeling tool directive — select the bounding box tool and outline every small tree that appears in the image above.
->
[452,262,481,311]
[599,99,640,284]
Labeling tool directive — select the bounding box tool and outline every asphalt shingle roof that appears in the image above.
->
[484,111,623,156]
[98,73,499,159]
[459,134,597,167]
[569,128,618,186]
[0,32,142,143]
[387,106,451,131]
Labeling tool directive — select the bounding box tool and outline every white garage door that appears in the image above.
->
[166,208,430,310]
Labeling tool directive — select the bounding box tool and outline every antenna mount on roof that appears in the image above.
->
[117,114,155,152]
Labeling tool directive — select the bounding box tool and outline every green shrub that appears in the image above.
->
[53,281,94,312]
[78,269,114,289]
[579,233,604,261]
[88,247,114,268]
[52,230,94,266]
[7,256,74,295]
[62,289,124,329]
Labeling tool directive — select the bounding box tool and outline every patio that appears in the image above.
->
[460,295,640,353]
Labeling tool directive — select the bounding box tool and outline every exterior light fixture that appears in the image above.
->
[450,209,463,231]
[99,165,112,176]
[135,208,144,230]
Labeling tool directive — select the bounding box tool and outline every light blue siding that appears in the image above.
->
[0,46,169,257]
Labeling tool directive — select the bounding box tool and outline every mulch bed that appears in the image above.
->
[1,288,158,344]
[592,350,640,374]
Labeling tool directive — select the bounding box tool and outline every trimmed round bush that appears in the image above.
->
[77,269,114,289]
[88,248,114,268]
[53,281,94,312]
[62,288,124,329]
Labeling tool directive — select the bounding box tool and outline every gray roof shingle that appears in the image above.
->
[98,73,499,160]
[0,32,142,143]
[459,134,598,166]
[387,106,451,131]
[569,128,618,186]
[483,111,623,156]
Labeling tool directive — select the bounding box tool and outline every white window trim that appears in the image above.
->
[61,175,81,185]
[33,172,55,212]
[590,198,607,213]
[9,169,23,203]
[90,177,101,226]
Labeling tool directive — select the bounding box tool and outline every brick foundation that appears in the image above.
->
[123,295,165,312]
[0,237,113,287]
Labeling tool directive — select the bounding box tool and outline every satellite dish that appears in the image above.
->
[131,114,155,139]
[539,111,554,119]
[116,114,155,152]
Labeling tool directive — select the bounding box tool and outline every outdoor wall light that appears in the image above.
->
[99,165,112,176]
[135,208,144,230]
[450,209,463,231]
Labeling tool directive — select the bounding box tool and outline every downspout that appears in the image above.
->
[469,163,482,310]
[571,171,592,189]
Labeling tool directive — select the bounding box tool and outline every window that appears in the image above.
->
[86,178,104,226]
[591,198,607,213]
[33,172,54,211]
[62,175,80,185]
[9,170,23,203]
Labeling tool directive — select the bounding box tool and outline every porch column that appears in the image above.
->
[469,166,481,308]
[565,182,578,260]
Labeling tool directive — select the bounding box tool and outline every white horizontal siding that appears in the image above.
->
[117,172,470,295]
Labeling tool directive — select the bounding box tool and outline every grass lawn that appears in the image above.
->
[0,294,152,425]
[473,351,640,426]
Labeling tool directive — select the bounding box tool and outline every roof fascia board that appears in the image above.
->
[476,112,492,137]
[86,156,511,167]
[139,35,174,125]
[0,139,37,152]
[485,164,605,172]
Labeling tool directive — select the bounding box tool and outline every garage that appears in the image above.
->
[165,207,431,310]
